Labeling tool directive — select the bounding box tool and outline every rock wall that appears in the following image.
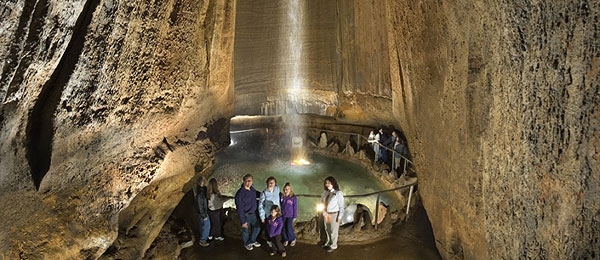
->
[233,0,394,125]
[1,0,598,259]
[0,0,235,258]
[387,0,599,259]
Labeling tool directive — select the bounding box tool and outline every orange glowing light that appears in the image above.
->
[291,158,310,166]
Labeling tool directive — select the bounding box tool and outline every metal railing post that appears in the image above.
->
[406,185,414,220]
[392,152,396,171]
[374,193,380,230]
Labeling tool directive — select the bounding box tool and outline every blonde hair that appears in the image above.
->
[283,182,295,198]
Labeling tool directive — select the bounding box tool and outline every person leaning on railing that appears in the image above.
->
[393,138,408,175]
[367,130,380,162]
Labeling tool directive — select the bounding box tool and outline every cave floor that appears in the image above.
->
[179,200,441,260]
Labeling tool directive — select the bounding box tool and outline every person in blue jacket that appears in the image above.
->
[259,176,281,247]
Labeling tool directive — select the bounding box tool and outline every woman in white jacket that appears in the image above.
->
[207,178,227,241]
[320,176,345,253]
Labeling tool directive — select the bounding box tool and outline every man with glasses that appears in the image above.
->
[235,174,262,251]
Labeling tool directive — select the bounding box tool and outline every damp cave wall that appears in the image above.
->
[234,0,395,125]
[234,1,600,258]
[0,0,598,259]
[386,1,600,259]
[0,0,235,258]
[234,1,600,259]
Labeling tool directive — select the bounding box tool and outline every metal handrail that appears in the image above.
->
[227,127,419,228]
[223,183,416,230]
[295,182,415,198]
[309,128,413,174]
[294,182,416,229]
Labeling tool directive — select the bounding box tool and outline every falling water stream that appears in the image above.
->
[212,129,401,223]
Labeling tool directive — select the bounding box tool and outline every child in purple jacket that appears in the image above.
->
[266,205,286,257]
[280,182,298,246]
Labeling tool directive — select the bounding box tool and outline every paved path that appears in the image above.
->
[180,202,442,260]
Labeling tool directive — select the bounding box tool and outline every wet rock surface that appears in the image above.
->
[0,0,598,259]
[0,0,235,258]
[387,1,599,259]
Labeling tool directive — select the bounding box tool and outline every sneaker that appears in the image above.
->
[214,236,225,241]
[198,240,209,247]
[270,252,275,256]
[290,240,296,246]
[266,241,273,248]
[283,241,288,247]
[180,240,193,249]
[327,247,336,253]
[245,244,254,251]
[282,252,287,257]
[208,236,213,240]
[252,242,261,248]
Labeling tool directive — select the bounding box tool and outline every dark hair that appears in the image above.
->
[323,176,339,191]
[270,205,282,217]
[207,178,221,195]
[243,174,253,182]
[266,176,277,185]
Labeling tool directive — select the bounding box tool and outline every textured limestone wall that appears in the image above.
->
[233,0,394,125]
[1,0,598,259]
[387,0,599,259]
[0,0,235,258]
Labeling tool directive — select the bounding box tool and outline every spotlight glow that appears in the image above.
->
[316,203,325,212]
[291,158,311,166]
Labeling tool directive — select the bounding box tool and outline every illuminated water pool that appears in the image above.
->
[209,140,400,223]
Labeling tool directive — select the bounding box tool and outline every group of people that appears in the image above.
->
[234,174,298,257]
[193,174,346,257]
[368,128,409,175]
[192,176,228,247]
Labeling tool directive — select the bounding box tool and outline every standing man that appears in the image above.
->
[235,174,262,251]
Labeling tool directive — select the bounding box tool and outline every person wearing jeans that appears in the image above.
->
[280,182,297,246]
[194,176,211,247]
[207,178,226,241]
[259,176,280,247]
[235,174,262,250]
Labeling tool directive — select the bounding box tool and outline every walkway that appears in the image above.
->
[179,201,441,260]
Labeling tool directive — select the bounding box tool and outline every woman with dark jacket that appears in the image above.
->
[193,176,211,247]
